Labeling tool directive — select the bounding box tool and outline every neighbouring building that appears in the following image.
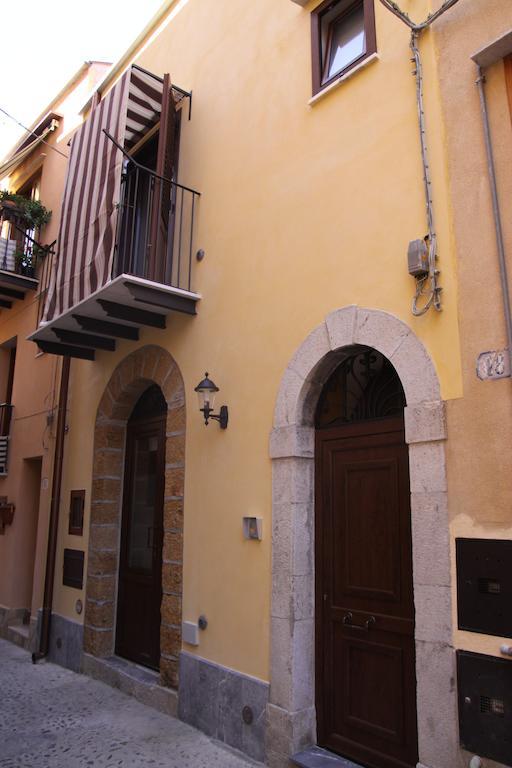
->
[2,2,512,768]
[0,61,111,647]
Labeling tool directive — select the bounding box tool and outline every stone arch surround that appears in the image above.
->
[266,306,457,768]
[84,345,185,689]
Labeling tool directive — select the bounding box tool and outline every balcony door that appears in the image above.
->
[315,347,418,768]
[115,385,167,670]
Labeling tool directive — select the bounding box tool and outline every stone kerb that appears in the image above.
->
[267,306,455,768]
[84,345,185,689]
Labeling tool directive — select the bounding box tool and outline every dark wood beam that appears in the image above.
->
[73,314,139,341]
[97,299,166,329]
[124,282,197,316]
[36,340,95,360]
[0,286,25,301]
[0,299,12,309]
[0,272,38,291]
[53,328,116,351]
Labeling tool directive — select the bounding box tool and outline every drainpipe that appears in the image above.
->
[475,65,512,373]
[32,355,70,663]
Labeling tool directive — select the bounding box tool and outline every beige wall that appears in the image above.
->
[433,1,512,666]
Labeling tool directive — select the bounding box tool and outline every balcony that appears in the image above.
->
[0,403,13,475]
[0,202,54,302]
[29,65,201,361]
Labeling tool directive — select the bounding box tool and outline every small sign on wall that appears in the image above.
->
[477,349,510,381]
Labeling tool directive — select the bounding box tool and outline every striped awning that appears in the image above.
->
[43,65,176,322]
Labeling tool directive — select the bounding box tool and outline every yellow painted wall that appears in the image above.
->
[48,0,467,684]
[433,0,512,663]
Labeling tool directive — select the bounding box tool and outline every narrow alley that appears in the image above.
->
[0,640,258,768]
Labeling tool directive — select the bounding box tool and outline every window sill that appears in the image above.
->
[309,52,379,106]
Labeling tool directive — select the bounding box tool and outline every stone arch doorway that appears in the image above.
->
[315,345,417,767]
[115,384,167,671]
[266,307,456,768]
[84,345,185,688]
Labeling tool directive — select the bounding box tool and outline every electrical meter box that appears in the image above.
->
[457,650,512,765]
[407,239,429,277]
[456,538,512,637]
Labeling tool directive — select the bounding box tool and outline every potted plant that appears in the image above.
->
[14,249,35,278]
[0,190,51,231]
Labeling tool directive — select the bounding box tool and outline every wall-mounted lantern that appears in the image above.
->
[194,373,228,429]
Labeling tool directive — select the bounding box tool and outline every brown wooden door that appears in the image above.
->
[116,406,166,670]
[316,416,418,768]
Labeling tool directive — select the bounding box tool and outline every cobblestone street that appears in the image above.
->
[0,640,259,768]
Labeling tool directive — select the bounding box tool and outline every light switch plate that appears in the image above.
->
[182,620,199,646]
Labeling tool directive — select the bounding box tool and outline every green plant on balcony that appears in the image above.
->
[14,248,35,278]
[0,190,52,231]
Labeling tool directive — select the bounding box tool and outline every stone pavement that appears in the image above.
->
[0,639,260,768]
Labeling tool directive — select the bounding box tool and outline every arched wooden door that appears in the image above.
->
[116,385,167,670]
[315,346,418,768]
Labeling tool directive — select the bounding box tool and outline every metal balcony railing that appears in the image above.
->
[0,403,13,475]
[107,131,200,292]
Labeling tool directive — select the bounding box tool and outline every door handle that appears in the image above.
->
[342,612,376,631]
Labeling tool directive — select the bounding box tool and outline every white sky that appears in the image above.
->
[0,0,164,159]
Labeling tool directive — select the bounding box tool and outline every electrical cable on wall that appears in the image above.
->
[0,106,69,160]
[378,0,463,315]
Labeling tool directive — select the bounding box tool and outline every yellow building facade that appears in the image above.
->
[2,2,512,768]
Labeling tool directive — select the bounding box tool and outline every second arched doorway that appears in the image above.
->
[315,345,418,768]
[116,384,168,670]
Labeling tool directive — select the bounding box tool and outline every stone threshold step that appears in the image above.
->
[6,623,31,650]
[292,746,365,768]
[82,652,177,718]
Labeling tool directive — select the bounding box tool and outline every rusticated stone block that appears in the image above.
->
[119,355,135,392]
[162,564,182,594]
[142,346,161,379]
[94,423,124,450]
[83,625,113,657]
[154,355,175,390]
[86,574,116,602]
[89,524,118,550]
[166,437,185,466]
[163,499,183,529]
[92,476,121,503]
[166,406,185,433]
[87,549,118,577]
[162,367,184,405]
[160,655,179,688]
[161,594,181,626]
[164,468,184,498]
[85,599,114,629]
[93,449,123,478]
[90,501,119,525]
[160,625,181,657]
[162,530,183,562]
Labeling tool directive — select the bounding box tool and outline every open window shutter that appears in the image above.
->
[148,73,177,283]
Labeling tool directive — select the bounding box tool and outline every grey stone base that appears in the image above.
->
[82,653,178,717]
[35,610,84,672]
[0,605,29,633]
[179,651,269,763]
[292,747,363,768]
[0,606,34,651]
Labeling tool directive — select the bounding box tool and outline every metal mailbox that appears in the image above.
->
[456,538,512,638]
[63,548,84,590]
[457,650,512,765]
